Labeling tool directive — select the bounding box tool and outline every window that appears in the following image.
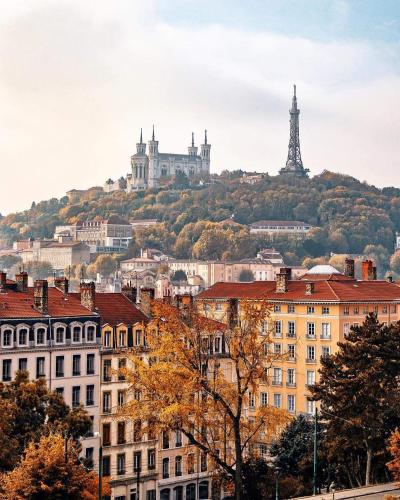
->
[175,456,182,476]
[35,357,45,378]
[288,321,296,338]
[86,385,94,406]
[102,423,111,446]
[55,356,64,377]
[36,327,46,345]
[187,453,195,474]
[186,484,196,500]
[287,394,295,412]
[343,306,349,316]
[146,491,156,500]
[72,326,81,343]
[248,391,256,408]
[18,328,28,346]
[391,305,397,314]
[321,346,331,358]
[274,304,281,313]
[148,449,156,470]
[286,367,295,386]
[260,392,268,406]
[135,329,142,346]
[162,458,169,478]
[216,303,222,311]
[353,306,359,314]
[86,325,95,342]
[307,322,315,338]
[85,447,94,468]
[343,323,350,336]
[307,306,314,314]
[273,368,282,385]
[133,451,141,472]
[199,481,209,499]
[117,422,126,444]
[55,327,65,344]
[162,430,169,449]
[103,330,111,348]
[2,329,13,347]
[119,329,126,347]
[307,398,316,415]
[118,390,126,407]
[175,429,182,447]
[148,418,156,440]
[72,386,80,407]
[102,392,111,413]
[288,344,296,360]
[86,354,95,375]
[363,305,369,314]
[117,453,126,475]
[321,323,331,339]
[118,358,126,381]
[214,337,221,353]
[382,305,388,314]
[307,345,316,361]
[134,420,142,442]
[288,304,295,313]
[18,358,27,372]
[274,321,282,338]
[72,355,81,376]
[102,455,110,476]
[322,306,330,315]
[201,453,208,472]
[55,387,64,397]
[2,359,11,381]
[261,320,268,334]
[374,305,378,315]
[273,393,281,408]
[103,359,111,382]
[306,370,315,386]
[273,342,282,355]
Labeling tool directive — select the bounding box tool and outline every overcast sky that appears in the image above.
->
[1,0,399,214]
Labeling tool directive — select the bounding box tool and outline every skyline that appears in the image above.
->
[1,0,400,214]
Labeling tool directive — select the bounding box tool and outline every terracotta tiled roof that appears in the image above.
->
[196,280,400,303]
[0,288,98,319]
[300,273,354,281]
[82,293,147,326]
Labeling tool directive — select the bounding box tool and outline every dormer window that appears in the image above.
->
[2,328,13,348]
[18,327,28,347]
[54,326,66,345]
[35,326,46,346]
[86,324,96,343]
[72,325,82,344]
[119,330,126,347]
[104,330,111,348]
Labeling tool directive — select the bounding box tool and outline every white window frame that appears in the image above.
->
[34,323,47,346]
[321,322,331,339]
[1,325,14,348]
[70,322,83,344]
[306,370,316,386]
[53,323,67,345]
[287,394,295,413]
[17,324,29,347]
[85,322,97,343]
[288,321,296,337]
[307,322,316,338]
[273,393,281,408]
[307,345,315,360]
[287,368,295,385]
[260,392,268,406]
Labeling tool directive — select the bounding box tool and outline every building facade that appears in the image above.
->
[18,240,91,271]
[104,128,211,192]
[249,220,312,237]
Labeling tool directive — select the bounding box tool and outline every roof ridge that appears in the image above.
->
[324,280,340,301]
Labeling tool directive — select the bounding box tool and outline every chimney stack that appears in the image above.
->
[33,280,48,314]
[305,282,315,295]
[80,282,96,311]
[276,268,291,293]
[0,271,7,290]
[361,260,375,281]
[227,298,239,328]
[54,277,69,294]
[16,271,28,292]
[344,258,355,278]
[122,285,137,303]
[140,288,155,317]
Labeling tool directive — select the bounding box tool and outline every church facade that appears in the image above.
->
[104,128,211,193]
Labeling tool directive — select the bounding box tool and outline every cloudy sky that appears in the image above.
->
[1,0,399,214]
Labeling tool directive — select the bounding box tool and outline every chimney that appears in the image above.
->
[305,282,315,295]
[386,275,393,283]
[33,280,48,314]
[122,285,137,303]
[140,288,155,317]
[80,282,96,311]
[362,260,374,281]
[16,271,28,292]
[344,258,355,278]
[227,298,238,328]
[0,271,7,290]
[372,266,377,280]
[54,277,69,294]
[276,268,291,293]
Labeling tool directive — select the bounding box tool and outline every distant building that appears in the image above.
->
[104,128,211,192]
[257,248,284,264]
[239,173,265,185]
[120,257,160,273]
[249,220,312,237]
[130,219,159,230]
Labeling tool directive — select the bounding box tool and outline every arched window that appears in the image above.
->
[199,481,209,499]
[173,486,183,500]
[17,326,29,346]
[175,455,182,476]
[186,483,196,500]
[160,489,170,500]
[85,323,96,343]
[71,325,82,343]
[2,327,13,348]
[35,325,47,345]
[53,323,66,344]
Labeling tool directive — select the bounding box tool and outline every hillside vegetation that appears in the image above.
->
[1,170,399,274]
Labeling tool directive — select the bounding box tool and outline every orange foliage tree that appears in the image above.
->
[388,429,400,482]
[120,299,290,500]
[0,433,110,500]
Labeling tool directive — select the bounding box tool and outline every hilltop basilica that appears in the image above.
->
[104,128,211,193]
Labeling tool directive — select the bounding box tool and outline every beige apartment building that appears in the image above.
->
[19,240,90,271]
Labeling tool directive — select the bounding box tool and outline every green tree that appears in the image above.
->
[25,261,53,280]
[0,254,22,270]
[171,269,187,281]
[311,314,400,487]
[93,254,117,277]
[238,269,254,282]
[390,253,400,275]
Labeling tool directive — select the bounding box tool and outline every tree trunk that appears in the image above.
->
[365,448,372,486]
[234,422,244,500]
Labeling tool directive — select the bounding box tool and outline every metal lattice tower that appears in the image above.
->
[280,85,309,177]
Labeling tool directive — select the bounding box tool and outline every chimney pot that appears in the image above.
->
[122,285,137,303]
[362,260,375,281]
[305,282,315,295]
[276,267,291,293]
[16,271,28,292]
[344,258,355,278]
[33,280,48,314]
[80,281,96,311]
[140,288,155,317]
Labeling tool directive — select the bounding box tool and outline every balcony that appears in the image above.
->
[287,356,296,362]
[306,334,316,340]
[286,382,296,388]
[306,358,317,364]
[320,334,331,340]
[286,332,296,339]
[117,469,126,476]
[271,379,283,387]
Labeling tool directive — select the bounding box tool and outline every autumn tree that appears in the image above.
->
[120,300,290,500]
[0,371,92,472]
[311,314,400,487]
[0,433,109,499]
[388,429,400,482]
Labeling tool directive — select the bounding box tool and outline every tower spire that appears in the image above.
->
[192,132,194,147]
[152,124,155,141]
[204,129,207,145]
[279,85,309,178]
[140,128,143,143]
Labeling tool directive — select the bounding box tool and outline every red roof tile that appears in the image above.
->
[196,280,400,303]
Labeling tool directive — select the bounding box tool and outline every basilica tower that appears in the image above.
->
[279,85,309,177]
[200,130,211,173]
